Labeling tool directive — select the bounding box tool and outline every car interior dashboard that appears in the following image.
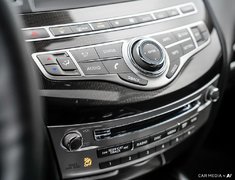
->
[1,0,235,179]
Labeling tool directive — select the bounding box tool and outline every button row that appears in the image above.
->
[99,127,196,169]
[191,24,210,46]
[152,25,209,79]
[97,115,197,158]
[37,42,148,86]
[24,4,196,40]
[70,43,123,62]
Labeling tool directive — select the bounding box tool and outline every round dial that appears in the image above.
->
[62,131,83,151]
[130,38,166,75]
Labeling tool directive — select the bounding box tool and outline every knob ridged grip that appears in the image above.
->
[131,39,165,72]
[62,132,83,151]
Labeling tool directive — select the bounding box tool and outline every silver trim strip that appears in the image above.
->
[23,2,197,42]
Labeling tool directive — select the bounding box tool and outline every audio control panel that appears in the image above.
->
[32,21,210,90]
[48,75,219,179]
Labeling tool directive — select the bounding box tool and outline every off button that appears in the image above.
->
[118,73,148,86]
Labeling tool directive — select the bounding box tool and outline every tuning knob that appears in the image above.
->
[129,38,167,76]
[206,86,220,102]
[62,131,83,151]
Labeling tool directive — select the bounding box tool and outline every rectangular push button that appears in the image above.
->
[23,28,49,40]
[166,58,180,79]
[180,5,195,14]
[139,148,155,158]
[166,44,183,60]
[191,27,202,42]
[137,14,154,23]
[37,54,57,65]
[44,65,64,75]
[121,154,138,163]
[166,126,178,136]
[99,159,120,169]
[95,43,123,59]
[70,24,92,33]
[110,17,138,27]
[151,131,166,142]
[50,26,73,36]
[102,59,131,74]
[167,9,180,17]
[97,142,132,158]
[173,29,191,41]
[180,39,196,54]
[80,62,108,75]
[134,137,150,148]
[154,33,177,46]
[118,73,148,86]
[70,47,99,62]
[57,57,77,71]
[91,21,111,30]
[154,11,168,20]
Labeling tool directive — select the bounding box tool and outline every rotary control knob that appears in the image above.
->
[130,38,166,75]
[206,86,220,102]
[62,131,83,151]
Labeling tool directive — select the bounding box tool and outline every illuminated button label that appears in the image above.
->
[84,157,92,167]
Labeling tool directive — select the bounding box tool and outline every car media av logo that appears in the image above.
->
[198,174,232,178]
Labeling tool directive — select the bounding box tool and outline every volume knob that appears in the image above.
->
[130,38,166,75]
[62,131,83,151]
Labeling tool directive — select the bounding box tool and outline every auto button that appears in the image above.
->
[80,62,108,75]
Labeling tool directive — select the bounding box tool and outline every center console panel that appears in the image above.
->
[20,0,222,179]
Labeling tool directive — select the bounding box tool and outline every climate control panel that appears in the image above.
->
[32,21,210,90]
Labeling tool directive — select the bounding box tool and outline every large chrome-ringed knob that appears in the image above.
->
[129,38,167,76]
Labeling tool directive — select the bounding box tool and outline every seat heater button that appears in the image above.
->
[118,73,148,86]
[80,62,108,75]
[37,54,57,65]
[44,65,64,75]
[23,28,49,40]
